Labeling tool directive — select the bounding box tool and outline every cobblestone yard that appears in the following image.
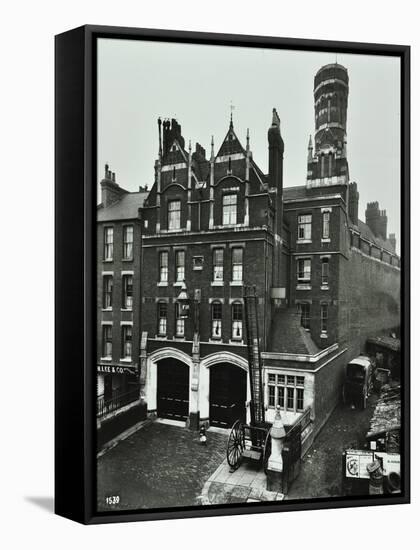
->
[286,393,379,500]
[97,422,228,511]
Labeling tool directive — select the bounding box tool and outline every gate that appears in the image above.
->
[157,359,189,421]
[282,408,312,494]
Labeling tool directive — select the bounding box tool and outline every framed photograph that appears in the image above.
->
[55,25,410,524]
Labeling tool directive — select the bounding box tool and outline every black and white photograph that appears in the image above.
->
[94,36,405,513]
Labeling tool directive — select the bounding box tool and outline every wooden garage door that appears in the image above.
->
[210,363,246,428]
[157,359,189,421]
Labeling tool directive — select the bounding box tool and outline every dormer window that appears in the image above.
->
[222,194,237,225]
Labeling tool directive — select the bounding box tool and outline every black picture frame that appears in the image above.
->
[55,24,410,525]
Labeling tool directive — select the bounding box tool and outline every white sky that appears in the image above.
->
[97,38,401,248]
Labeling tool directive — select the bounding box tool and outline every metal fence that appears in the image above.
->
[97,387,139,419]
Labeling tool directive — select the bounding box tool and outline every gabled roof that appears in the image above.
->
[97,191,149,222]
[216,118,246,158]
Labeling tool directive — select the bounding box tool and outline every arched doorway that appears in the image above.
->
[209,363,247,428]
[157,358,189,421]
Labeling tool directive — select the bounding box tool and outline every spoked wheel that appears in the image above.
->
[227,420,244,470]
[263,431,272,474]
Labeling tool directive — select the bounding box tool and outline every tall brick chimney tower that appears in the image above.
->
[268,108,284,289]
[307,63,349,188]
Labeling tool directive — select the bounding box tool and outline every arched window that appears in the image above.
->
[231,302,243,341]
[211,301,222,339]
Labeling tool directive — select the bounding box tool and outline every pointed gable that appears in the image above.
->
[216,119,246,158]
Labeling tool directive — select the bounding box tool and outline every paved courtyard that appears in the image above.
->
[97,393,378,511]
[97,421,228,511]
[287,394,379,500]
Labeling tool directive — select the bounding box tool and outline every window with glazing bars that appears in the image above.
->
[123,225,133,259]
[232,248,243,282]
[102,325,112,358]
[175,302,185,337]
[231,302,243,340]
[168,200,181,230]
[321,258,329,285]
[122,275,133,309]
[297,214,312,240]
[104,227,113,260]
[299,302,310,330]
[321,303,328,332]
[267,374,304,412]
[175,250,185,282]
[157,302,167,336]
[297,258,311,282]
[213,249,224,281]
[122,325,132,359]
[159,251,168,282]
[222,194,237,225]
[322,211,330,239]
[211,301,222,339]
[102,275,113,309]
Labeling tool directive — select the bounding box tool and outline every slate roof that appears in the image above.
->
[269,308,319,355]
[97,191,149,222]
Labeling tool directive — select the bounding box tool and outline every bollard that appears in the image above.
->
[266,406,286,493]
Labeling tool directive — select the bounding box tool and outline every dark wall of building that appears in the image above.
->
[338,246,401,359]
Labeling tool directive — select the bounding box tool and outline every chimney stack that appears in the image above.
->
[348,182,359,225]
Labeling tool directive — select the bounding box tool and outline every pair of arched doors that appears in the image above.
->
[156,358,247,428]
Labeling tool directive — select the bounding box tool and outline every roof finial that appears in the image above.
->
[246,128,250,152]
[230,100,235,128]
[210,135,214,161]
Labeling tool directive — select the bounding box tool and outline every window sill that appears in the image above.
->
[321,238,331,243]
[297,239,312,244]
[174,336,186,341]
[157,282,168,287]
[100,357,112,361]
[155,335,168,340]
[320,333,328,339]
[121,308,133,312]
[102,308,112,312]
[320,285,329,290]
[173,281,184,287]
[122,258,134,262]
[120,358,132,363]
[103,259,113,263]
[211,281,224,286]
[296,283,311,290]
[229,339,244,345]
[230,281,243,286]
[210,337,222,342]
[193,267,203,271]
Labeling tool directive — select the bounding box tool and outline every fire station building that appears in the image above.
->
[96,63,400,442]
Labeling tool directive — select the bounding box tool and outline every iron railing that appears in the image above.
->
[97,387,139,418]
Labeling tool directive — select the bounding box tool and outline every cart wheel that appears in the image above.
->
[227,420,244,470]
[263,431,272,474]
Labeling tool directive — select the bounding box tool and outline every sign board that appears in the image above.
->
[345,450,373,479]
[345,449,401,479]
[97,365,136,375]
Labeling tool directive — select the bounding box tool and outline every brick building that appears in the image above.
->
[96,166,148,433]
[96,62,400,442]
